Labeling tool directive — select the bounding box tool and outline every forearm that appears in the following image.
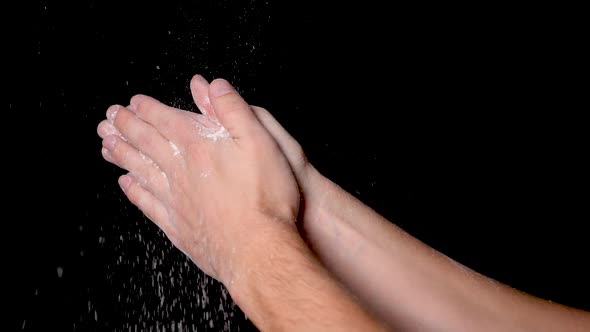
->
[299,166,590,331]
[225,218,385,332]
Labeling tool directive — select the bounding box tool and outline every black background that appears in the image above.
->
[6,1,588,331]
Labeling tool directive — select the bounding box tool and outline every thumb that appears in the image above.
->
[209,78,262,139]
[251,106,308,172]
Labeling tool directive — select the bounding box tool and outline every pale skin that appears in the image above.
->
[97,76,384,331]
[97,75,590,331]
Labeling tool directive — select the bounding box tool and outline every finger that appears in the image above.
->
[101,147,115,163]
[97,119,123,140]
[107,104,178,171]
[208,79,264,140]
[190,74,218,121]
[102,135,170,200]
[251,106,309,174]
[129,94,196,146]
[118,174,175,238]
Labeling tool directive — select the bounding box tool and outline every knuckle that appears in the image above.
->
[145,167,162,187]
[125,181,141,203]
[136,130,156,150]
[295,150,309,169]
[109,139,126,161]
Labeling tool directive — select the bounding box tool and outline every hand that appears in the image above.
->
[187,76,330,239]
[96,75,300,284]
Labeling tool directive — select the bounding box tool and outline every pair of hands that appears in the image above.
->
[97,75,307,284]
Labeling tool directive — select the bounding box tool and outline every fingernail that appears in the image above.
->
[107,105,119,123]
[210,79,235,98]
[102,136,117,150]
[101,147,112,161]
[118,175,132,191]
[98,122,119,137]
[192,74,206,84]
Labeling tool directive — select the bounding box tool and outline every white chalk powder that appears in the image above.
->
[107,106,119,123]
[169,141,181,156]
[205,127,230,141]
[196,123,230,141]
[190,115,231,142]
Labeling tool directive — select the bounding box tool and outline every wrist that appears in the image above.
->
[220,214,386,331]
[222,218,308,301]
[299,164,342,222]
[219,214,303,289]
